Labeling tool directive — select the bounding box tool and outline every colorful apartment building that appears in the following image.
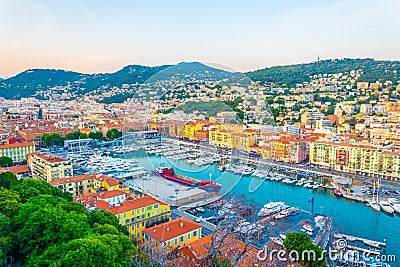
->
[18,127,75,142]
[27,152,73,181]
[257,136,312,163]
[109,196,171,241]
[143,217,201,249]
[310,141,400,181]
[0,141,35,163]
[48,174,103,196]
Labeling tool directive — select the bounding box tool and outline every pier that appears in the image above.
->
[346,245,381,256]
[337,233,386,247]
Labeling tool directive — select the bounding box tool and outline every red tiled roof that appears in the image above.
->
[5,165,30,174]
[48,174,100,185]
[143,217,201,242]
[0,141,35,149]
[28,152,69,163]
[108,196,167,215]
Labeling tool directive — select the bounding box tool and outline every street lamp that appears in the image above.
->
[175,189,179,206]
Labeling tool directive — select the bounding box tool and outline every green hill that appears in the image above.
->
[246,58,400,87]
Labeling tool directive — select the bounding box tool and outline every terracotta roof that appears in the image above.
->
[48,174,100,185]
[5,165,30,174]
[108,196,167,215]
[143,217,201,242]
[177,233,266,267]
[98,190,126,199]
[28,152,69,163]
[0,141,35,149]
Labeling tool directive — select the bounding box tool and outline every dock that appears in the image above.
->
[346,245,381,256]
[338,233,386,247]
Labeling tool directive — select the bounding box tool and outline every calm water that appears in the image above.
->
[126,151,400,258]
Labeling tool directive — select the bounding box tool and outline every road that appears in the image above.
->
[163,137,400,188]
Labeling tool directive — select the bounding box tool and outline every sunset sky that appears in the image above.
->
[1,0,399,77]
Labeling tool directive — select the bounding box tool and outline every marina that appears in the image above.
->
[122,145,400,259]
[58,142,400,260]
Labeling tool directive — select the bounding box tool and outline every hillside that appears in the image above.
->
[246,58,400,87]
[1,58,399,101]
[0,65,170,99]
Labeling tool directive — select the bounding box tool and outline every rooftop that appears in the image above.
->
[143,217,201,242]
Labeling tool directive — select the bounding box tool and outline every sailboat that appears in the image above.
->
[368,179,380,212]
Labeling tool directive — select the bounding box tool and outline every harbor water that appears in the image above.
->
[126,150,400,258]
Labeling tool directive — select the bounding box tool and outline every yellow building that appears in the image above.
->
[108,196,171,241]
[209,129,232,148]
[48,174,102,196]
[0,142,35,163]
[27,152,73,181]
[310,141,400,181]
[143,217,202,249]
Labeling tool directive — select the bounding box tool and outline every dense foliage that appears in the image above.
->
[246,58,400,87]
[0,173,138,266]
[283,232,326,267]
[0,156,13,167]
[106,128,123,140]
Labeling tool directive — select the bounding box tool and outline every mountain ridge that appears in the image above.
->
[1,58,399,100]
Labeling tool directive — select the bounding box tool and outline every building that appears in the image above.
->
[123,131,161,146]
[143,217,201,249]
[109,196,171,241]
[0,141,35,163]
[27,152,73,181]
[175,234,267,267]
[48,174,103,196]
[310,141,400,181]
[18,127,75,143]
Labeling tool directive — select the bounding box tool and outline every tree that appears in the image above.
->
[29,232,136,267]
[203,194,267,266]
[66,131,81,140]
[14,195,91,256]
[89,210,129,235]
[283,232,326,267]
[106,128,122,140]
[80,133,88,139]
[0,156,13,167]
[41,133,64,146]
[0,171,18,189]
[0,188,21,219]
[11,178,72,203]
[88,131,104,140]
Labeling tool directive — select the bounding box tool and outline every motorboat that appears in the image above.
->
[380,201,394,214]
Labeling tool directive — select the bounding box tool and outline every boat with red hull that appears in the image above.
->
[152,167,221,193]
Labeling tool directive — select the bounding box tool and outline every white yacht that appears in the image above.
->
[380,200,394,214]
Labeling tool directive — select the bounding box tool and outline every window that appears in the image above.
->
[124,212,126,218]
[117,214,121,219]
[131,210,135,215]
[180,236,184,242]
[121,220,124,225]
[193,231,197,237]
[137,232,140,238]
[126,219,131,224]
[174,238,177,245]
[142,222,144,227]
[154,204,159,209]
[142,208,144,212]
[187,233,190,239]
[131,225,135,230]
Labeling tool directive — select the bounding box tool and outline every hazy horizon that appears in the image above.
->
[1,0,399,77]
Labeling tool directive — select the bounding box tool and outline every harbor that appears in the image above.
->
[59,142,400,261]
[122,143,399,259]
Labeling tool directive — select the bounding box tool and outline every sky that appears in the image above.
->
[0,0,399,77]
